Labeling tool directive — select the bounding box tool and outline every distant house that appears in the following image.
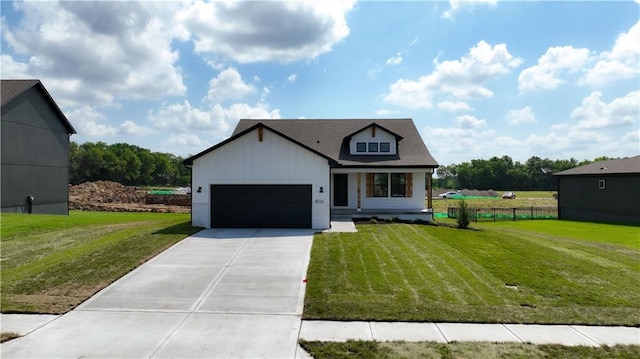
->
[184,119,439,229]
[553,156,640,225]
[1,80,76,214]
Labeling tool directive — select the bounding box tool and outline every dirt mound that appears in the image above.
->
[460,189,498,197]
[69,181,190,213]
[70,181,142,205]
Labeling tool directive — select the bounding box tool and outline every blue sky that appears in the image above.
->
[2,0,638,165]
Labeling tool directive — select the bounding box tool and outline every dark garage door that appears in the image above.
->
[211,184,312,228]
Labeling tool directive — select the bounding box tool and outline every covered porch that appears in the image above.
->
[329,168,435,222]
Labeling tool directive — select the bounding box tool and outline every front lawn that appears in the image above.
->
[304,221,640,325]
[0,211,201,314]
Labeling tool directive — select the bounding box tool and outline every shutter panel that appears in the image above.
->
[366,173,373,197]
[405,173,413,198]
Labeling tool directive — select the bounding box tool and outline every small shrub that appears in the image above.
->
[457,199,470,229]
[384,217,394,223]
[369,218,378,224]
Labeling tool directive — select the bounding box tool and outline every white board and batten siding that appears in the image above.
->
[191,128,331,229]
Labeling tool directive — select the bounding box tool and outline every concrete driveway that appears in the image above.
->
[1,228,314,358]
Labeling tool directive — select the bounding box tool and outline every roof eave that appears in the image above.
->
[183,122,336,166]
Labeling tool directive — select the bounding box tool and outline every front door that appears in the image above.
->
[333,173,348,206]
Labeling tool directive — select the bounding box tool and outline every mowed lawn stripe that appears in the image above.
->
[1,222,154,270]
[496,227,639,269]
[304,222,640,325]
[396,224,513,306]
[484,228,640,308]
[383,224,487,304]
[2,222,163,287]
[1,212,199,314]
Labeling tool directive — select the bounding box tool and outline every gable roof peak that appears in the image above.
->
[1,79,76,134]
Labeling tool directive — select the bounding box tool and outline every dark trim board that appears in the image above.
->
[210,184,312,228]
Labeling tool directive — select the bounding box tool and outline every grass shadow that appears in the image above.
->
[153,221,203,235]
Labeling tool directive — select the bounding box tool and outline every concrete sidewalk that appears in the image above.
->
[299,321,640,346]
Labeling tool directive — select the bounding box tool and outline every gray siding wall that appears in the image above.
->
[558,175,640,225]
[1,87,71,214]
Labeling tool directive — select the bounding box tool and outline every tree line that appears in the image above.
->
[434,155,616,191]
[70,142,191,186]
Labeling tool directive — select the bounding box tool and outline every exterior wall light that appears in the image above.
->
[197,186,202,193]
[319,186,324,193]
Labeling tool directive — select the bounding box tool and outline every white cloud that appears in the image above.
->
[505,106,537,125]
[0,55,29,78]
[454,115,487,129]
[149,100,229,133]
[571,90,639,130]
[442,0,498,20]
[148,100,280,137]
[384,40,522,109]
[175,0,355,63]
[582,20,640,87]
[518,20,640,91]
[422,124,497,164]
[1,1,186,107]
[436,101,472,112]
[206,67,256,103]
[287,73,298,83]
[622,129,639,142]
[66,106,117,137]
[226,102,281,123]
[518,46,590,92]
[119,120,153,136]
[386,52,403,66]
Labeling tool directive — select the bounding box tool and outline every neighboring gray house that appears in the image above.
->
[1,79,76,214]
[184,119,439,229]
[553,156,640,225]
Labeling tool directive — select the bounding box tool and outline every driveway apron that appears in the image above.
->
[1,228,314,358]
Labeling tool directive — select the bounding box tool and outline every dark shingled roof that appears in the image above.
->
[1,79,76,134]
[185,118,439,168]
[236,119,438,168]
[1,79,40,106]
[554,155,640,176]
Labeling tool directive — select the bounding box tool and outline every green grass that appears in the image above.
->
[300,340,640,359]
[1,211,201,314]
[304,221,640,325]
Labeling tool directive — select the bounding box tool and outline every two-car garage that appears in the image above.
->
[185,124,331,230]
[210,184,312,228]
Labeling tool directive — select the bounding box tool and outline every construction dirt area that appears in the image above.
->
[69,181,191,213]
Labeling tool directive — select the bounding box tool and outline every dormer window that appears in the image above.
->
[349,124,400,155]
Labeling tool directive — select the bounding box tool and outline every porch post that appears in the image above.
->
[357,172,362,210]
[427,171,433,209]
